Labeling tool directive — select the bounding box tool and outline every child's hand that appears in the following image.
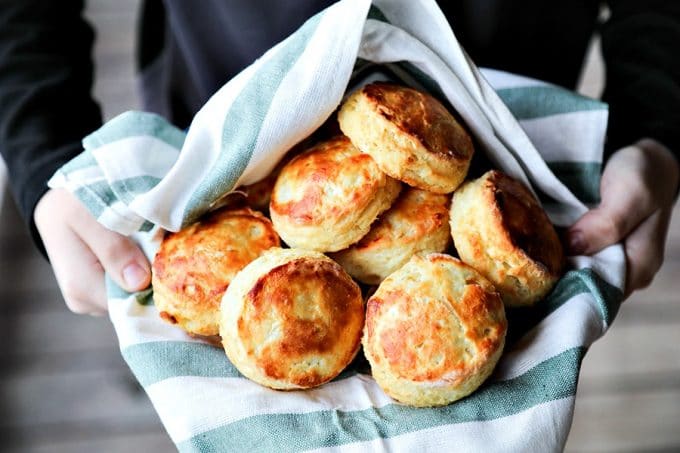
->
[568,139,679,296]
[34,188,151,315]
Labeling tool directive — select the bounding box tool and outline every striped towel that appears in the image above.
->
[48,0,626,451]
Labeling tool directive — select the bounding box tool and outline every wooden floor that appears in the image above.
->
[0,2,678,452]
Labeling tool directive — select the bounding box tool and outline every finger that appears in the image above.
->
[623,207,671,296]
[566,145,660,255]
[39,217,108,315]
[567,202,649,256]
[567,174,654,257]
[73,216,151,293]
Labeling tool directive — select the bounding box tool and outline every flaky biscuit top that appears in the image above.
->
[270,135,389,225]
[331,187,451,284]
[220,248,365,390]
[365,253,506,385]
[361,82,474,163]
[152,206,280,335]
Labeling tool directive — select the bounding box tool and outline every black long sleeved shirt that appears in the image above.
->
[1,0,679,251]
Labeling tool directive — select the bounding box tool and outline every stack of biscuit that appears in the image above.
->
[151,81,564,408]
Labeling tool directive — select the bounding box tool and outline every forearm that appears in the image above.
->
[0,0,102,251]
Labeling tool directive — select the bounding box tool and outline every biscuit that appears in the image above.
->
[220,248,365,390]
[450,170,564,307]
[269,135,401,252]
[152,206,280,336]
[338,82,474,194]
[363,253,506,407]
[331,187,451,284]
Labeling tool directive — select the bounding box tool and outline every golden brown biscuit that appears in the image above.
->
[331,187,451,284]
[220,248,365,390]
[338,82,474,194]
[363,253,506,407]
[450,170,564,307]
[269,135,401,252]
[152,206,280,336]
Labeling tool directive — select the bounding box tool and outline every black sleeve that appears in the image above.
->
[601,1,680,160]
[0,0,102,253]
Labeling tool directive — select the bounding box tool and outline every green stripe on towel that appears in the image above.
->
[123,341,243,385]
[178,347,584,452]
[496,86,606,120]
[139,220,156,232]
[60,150,98,175]
[111,175,162,205]
[74,180,119,219]
[106,274,131,300]
[106,275,154,305]
[183,12,323,225]
[547,161,602,204]
[82,111,186,150]
[547,268,622,326]
[506,268,623,345]
[123,340,362,387]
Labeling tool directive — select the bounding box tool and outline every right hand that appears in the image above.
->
[34,188,151,315]
[567,139,679,296]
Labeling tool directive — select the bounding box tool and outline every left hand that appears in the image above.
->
[567,138,679,297]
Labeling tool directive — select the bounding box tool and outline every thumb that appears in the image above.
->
[67,203,151,293]
[567,203,645,256]
[81,226,151,292]
[567,147,655,256]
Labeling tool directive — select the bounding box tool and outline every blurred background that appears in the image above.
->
[0,1,678,452]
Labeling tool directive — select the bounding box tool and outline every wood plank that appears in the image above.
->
[0,288,66,314]
[2,347,128,379]
[577,369,680,397]
[2,418,173,453]
[0,369,159,429]
[580,321,680,379]
[1,368,172,451]
[0,255,61,299]
[12,432,175,453]
[625,259,680,307]
[565,390,680,452]
[1,310,120,356]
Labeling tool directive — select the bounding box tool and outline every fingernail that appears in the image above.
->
[568,230,587,255]
[123,263,149,289]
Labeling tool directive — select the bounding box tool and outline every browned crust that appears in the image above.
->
[152,206,280,335]
[346,188,449,253]
[330,188,451,284]
[269,135,383,225]
[485,170,563,277]
[450,170,565,307]
[365,261,506,385]
[361,82,474,163]
[238,258,364,387]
